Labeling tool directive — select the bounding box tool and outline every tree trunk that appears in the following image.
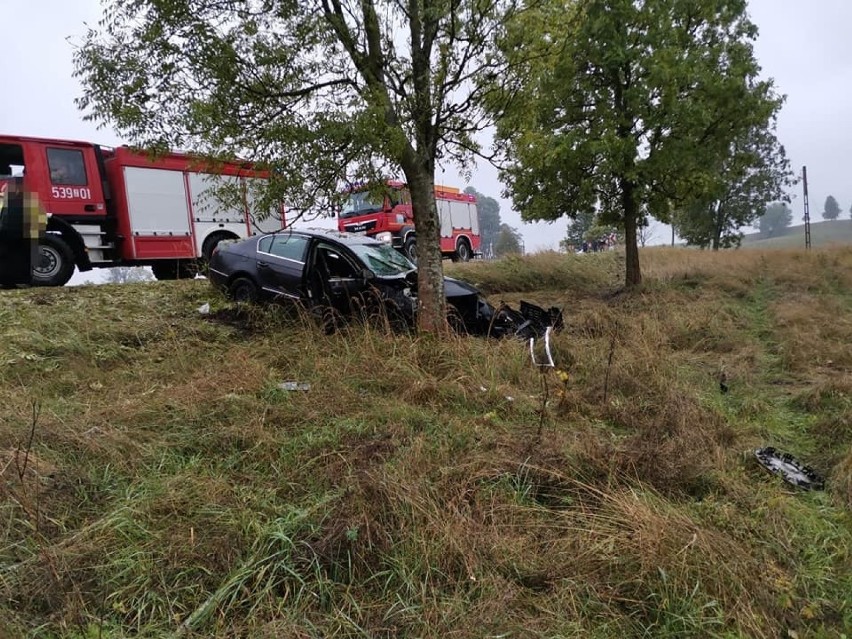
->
[404,165,447,333]
[712,203,723,250]
[622,183,642,288]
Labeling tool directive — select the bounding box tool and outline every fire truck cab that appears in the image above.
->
[0,134,284,286]
[337,180,481,263]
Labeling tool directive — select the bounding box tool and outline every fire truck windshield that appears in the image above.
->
[340,190,384,219]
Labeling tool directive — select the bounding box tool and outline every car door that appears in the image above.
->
[307,242,369,314]
[256,233,309,299]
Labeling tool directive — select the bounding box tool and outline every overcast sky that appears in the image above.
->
[4,0,850,253]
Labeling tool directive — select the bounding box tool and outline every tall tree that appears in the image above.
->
[758,202,793,237]
[673,114,792,249]
[492,0,783,287]
[495,223,523,256]
[75,0,520,332]
[823,195,841,220]
[464,187,501,258]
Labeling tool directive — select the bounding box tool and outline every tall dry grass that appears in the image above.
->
[1,246,850,637]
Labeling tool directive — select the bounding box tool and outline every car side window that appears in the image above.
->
[257,236,273,253]
[318,246,358,279]
[266,234,308,262]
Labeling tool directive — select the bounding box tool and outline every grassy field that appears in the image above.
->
[741,219,852,249]
[2,247,851,638]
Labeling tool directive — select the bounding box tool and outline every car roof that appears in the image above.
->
[263,227,384,247]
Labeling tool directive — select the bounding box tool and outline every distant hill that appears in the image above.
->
[741,219,852,248]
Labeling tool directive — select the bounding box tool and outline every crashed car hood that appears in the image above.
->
[373,272,480,298]
[443,276,481,300]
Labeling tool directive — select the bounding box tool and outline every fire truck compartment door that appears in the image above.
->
[438,200,479,238]
[123,167,192,236]
[188,173,245,224]
[245,178,285,234]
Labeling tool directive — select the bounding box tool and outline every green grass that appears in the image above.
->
[2,247,851,638]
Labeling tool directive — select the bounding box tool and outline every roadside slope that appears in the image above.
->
[2,247,851,638]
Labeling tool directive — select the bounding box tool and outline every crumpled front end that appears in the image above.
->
[488,300,565,339]
[372,274,563,339]
[444,276,563,339]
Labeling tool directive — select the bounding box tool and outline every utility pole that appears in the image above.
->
[802,165,811,250]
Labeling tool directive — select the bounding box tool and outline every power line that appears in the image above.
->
[802,165,811,250]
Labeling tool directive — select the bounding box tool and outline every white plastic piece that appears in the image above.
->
[278,381,311,392]
[529,326,555,368]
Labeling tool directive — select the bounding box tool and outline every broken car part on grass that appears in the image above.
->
[754,447,825,491]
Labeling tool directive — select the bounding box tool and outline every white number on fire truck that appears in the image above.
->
[51,186,92,199]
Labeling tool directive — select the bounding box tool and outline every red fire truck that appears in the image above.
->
[0,134,284,286]
[337,180,481,263]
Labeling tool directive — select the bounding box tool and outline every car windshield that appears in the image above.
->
[350,242,414,276]
[341,190,384,218]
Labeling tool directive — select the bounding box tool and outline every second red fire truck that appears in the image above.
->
[337,180,481,263]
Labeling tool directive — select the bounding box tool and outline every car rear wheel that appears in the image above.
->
[229,276,259,303]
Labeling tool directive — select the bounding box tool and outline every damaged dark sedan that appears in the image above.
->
[208,228,559,337]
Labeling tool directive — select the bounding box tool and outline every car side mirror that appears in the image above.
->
[361,268,375,283]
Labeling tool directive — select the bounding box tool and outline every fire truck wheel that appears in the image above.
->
[454,238,472,262]
[151,261,178,280]
[33,235,75,287]
[202,232,233,262]
[403,237,417,264]
[178,260,200,279]
[229,276,259,303]
[152,260,198,280]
